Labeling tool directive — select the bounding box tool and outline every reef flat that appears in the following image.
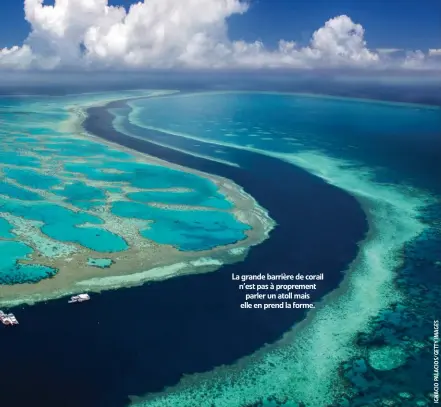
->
[0,91,274,307]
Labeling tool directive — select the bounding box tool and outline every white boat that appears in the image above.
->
[0,310,19,325]
[68,293,90,303]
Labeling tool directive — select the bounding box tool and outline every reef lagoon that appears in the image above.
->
[0,90,272,306]
[0,90,439,407]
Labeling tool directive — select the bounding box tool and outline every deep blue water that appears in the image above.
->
[123,92,441,192]
[116,93,441,407]
[0,96,367,407]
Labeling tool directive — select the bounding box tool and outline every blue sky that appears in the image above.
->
[228,0,440,50]
[1,0,439,50]
[0,0,439,71]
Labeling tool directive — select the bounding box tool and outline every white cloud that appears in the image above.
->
[307,15,379,65]
[0,45,34,68]
[429,49,441,57]
[376,48,402,54]
[0,0,438,71]
[403,50,426,68]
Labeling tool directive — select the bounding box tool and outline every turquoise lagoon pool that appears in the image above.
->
[0,91,251,285]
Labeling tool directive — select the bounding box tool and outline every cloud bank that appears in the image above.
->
[0,0,439,71]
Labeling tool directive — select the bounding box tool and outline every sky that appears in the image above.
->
[0,0,439,71]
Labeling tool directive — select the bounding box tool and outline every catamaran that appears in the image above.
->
[0,311,19,326]
[68,293,90,303]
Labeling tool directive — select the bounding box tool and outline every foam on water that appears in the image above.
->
[129,137,431,406]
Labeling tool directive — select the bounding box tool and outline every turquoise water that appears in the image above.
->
[125,92,441,191]
[0,240,57,284]
[127,190,232,209]
[0,218,14,238]
[54,181,106,206]
[5,168,60,189]
[38,141,133,159]
[0,91,249,285]
[0,181,43,201]
[0,199,128,252]
[65,160,226,191]
[112,201,248,251]
[0,153,40,168]
[114,92,441,407]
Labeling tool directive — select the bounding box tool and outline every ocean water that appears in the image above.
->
[82,95,366,407]
[0,91,248,287]
[106,92,440,407]
[0,89,366,407]
[0,90,438,407]
[124,92,441,191]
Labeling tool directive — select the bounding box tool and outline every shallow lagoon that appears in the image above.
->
[4,168,60,189]
[0,91,252,285]
[127,189,232,210]
[0,217,15,238]
[0,240,57,284]
[112,201,249,251]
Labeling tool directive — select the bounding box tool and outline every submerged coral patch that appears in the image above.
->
[0,90,264,307]
[53,181,106,207]
[0,240,57,284]
[367,345,408,371]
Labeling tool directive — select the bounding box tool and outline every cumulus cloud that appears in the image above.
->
[0,0,438,71]
[403,50,426,69]
[0,45,34,68]
[429,49,441,57]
